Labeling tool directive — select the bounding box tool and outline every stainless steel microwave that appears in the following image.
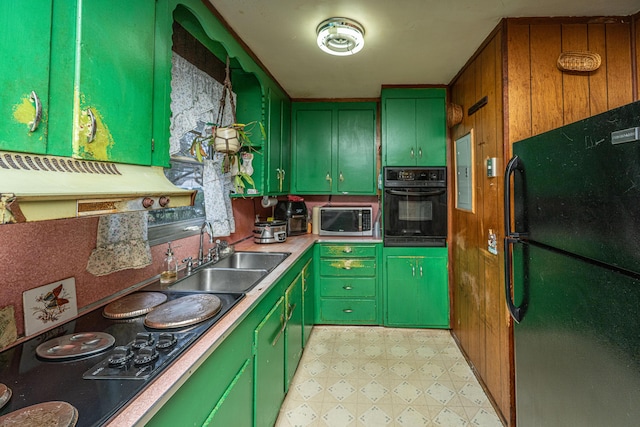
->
[319,206,373,236]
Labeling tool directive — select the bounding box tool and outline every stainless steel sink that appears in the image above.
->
[212,251,290,271]
[150,251,290,294]
[167,267,269,293]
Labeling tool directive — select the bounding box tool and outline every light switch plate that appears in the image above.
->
[23,277,78,336]
[487,157,498,178]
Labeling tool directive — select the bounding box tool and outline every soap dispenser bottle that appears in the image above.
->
[160,241,178,283]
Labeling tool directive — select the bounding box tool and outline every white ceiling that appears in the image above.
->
[208,0,639,99]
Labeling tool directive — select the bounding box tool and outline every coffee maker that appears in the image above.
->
[274,199,308,236]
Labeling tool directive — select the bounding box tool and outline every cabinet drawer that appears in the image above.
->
[320,277,376,297]
[319,244,376,258]
[319,298,377,322]
[319,259,376,277]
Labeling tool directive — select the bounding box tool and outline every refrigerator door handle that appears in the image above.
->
[504,155,524,323]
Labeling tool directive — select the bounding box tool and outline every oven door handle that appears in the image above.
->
[385,189,446,197]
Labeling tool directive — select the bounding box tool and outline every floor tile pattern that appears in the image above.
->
[276,326,503,427]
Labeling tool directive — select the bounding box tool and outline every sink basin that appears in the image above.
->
[148,251,290,294]
[212,251,290,271]
[168,267,269,293]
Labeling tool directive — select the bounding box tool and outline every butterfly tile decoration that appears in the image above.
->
[23,278,78,336]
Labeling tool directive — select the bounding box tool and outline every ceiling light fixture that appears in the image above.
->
[316,17,365,56]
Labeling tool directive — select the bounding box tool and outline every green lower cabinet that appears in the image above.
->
[254,296,286,427]
[315,243,381,325]
[203,359,252,427]
[384,247,449,328]
[319,298,377,323]
[285,274,303,391]
[146,315,253,426]
[301,258,314,346]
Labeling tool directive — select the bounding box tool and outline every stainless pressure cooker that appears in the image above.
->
[253,220,287,244]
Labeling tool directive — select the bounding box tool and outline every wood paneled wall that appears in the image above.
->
[506,17,635,143]
[449,15,636,427]
[450,28,511,425]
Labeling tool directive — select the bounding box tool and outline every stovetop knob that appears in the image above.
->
[156,332,178,349]
[132,332,155,349]
[108,345,134,367]
[133,346,159,366]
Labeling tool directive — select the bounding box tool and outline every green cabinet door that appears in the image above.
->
[292,102,377,195]
[146,309,253,426]
[337,108,376,193]
[384,247,449,328]
[266,88,292,194]
[65,0,154,165]
[382,88,446,167]
[203,359,253,427]
[0,1,53,154]
[254,296,285,427]
[293,108,333,193]
[415,97,446,166]
[302,258,314,346]
[384,98,415,166]
[285,274,303,390]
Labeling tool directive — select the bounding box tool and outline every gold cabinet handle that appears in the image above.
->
[342,247,352,254]
[339,171,344,182]
[86,108,97,143]
[410,147,415,158]
[418,147,423,158]
[272,304,295,347]
[271,313,286,347]
[29,90,42,132]
[343,285,353,290]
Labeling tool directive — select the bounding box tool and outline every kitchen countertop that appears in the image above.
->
[106,234,381,426]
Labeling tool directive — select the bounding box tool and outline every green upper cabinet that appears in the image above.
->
[382,88,446,167]
[266,87,291,194]
[0,0,155,165]
[65,0,155,164]
[0,1,53,155]
[292,102,377,195]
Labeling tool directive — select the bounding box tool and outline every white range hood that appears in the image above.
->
[0,151,195,223]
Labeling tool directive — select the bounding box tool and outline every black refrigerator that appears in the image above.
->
[504,101,640,426]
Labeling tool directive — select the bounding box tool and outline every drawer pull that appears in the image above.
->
[343,309,354,313]
[343,286,353,290]
[342,247,352,254]
[342,265,352,270]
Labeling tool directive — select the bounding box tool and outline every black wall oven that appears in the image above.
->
[383,167,447,247]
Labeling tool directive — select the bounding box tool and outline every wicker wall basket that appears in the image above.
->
[557,51,602,73]
[447,103,463,127]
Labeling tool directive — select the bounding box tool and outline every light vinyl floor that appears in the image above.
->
[276,326,503,427]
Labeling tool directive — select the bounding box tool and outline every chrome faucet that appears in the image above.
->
[198,221,213,265]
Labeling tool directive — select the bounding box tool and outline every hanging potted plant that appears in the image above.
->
[188,57,264,194]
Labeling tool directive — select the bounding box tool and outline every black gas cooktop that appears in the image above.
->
[0,290,244,426]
